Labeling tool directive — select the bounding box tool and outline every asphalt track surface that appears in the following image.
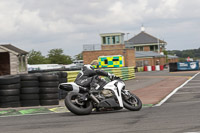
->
[0,70,200,133]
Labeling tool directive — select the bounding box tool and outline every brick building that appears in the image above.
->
[83,33,136,67]
[168,55,179,63]
[83,28,178,68]
[125,27,167,54]
[135,51,166,67]
[125,27,178,66]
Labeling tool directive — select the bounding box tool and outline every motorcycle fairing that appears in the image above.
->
[59,82,80,92]
[103,80,125,107]
[98,98,120,108]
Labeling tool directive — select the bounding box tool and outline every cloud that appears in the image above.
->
[0,0,199,56]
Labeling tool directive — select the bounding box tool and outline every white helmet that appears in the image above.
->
[82,64,94,71]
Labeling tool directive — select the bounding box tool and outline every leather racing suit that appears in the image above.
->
[75,65,114,90]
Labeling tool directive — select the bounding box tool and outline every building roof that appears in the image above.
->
[127,31,166,45]
[100,32,125,37]
[135,51,165,58]
[0,44,28,55]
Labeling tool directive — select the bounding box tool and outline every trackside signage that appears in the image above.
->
[177,61,199,71]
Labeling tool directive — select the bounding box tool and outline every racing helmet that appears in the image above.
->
[82,64,94,71]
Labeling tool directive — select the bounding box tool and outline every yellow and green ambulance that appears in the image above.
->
[98,55,124,68]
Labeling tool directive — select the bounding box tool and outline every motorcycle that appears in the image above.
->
[58,76,142,115]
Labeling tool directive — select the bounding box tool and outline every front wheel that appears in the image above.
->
[122,91,142,111]
[65,92,93,115]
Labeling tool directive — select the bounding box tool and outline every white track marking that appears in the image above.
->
[154,72,200,107]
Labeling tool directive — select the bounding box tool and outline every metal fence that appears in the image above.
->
[83,44,101,51]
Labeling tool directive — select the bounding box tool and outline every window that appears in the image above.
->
[150,45,158,51]
[103,37,106,44]
[150,46,154,51]
[107,37,110,44]
[112,36,115,44]
[102,35,121,45]
[113,59,119,61]
[155,45,158,51]
[135,46,143,51]
[115,36,120,43]
[103,37,110,44]
[136,61,144,67]
[104,59,108,64]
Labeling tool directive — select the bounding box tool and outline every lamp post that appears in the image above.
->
[126,33,130,40]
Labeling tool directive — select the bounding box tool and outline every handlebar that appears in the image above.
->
[112,76,122,81]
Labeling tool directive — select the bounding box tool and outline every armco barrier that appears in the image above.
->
[65,67,136,82]
[152,66,155,71]
[147,66,152,71]
[137,67,144,72]
[144,66,148,71]
[65,71,80,82]
[155,65,160,71]
[160,65,164,71]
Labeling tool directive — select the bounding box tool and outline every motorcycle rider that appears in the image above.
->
[75,64,115,91]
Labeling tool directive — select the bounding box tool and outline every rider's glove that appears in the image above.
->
[108,73,115,80]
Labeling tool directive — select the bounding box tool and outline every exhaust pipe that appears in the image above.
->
[90,94,100,103]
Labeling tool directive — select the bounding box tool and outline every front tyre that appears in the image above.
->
[65,92,93,115]
[122,91,142,111]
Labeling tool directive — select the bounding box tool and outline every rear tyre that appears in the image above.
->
[65,92,93,115]
[122,92,142,111]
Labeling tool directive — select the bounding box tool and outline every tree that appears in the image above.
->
[47,48,72,64]
[74,52,83,60]
[28,50,48,64]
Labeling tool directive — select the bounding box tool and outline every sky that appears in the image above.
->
[0,0,200,57]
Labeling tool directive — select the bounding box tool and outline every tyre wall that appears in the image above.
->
[0,75,21,108]
[20,74,40,107]
[0,72,68,108]
[39,74,59,106]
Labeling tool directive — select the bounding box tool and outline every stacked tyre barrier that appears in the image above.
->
[20,74,40,107]
[56,72,68,99]
[0,75,21,108]
[0,72,66,108]
[39,74,59,106]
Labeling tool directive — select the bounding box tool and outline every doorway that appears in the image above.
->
[0,52,10,75]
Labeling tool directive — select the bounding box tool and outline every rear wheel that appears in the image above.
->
[65,92,93,115]
[122,91,142,111]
